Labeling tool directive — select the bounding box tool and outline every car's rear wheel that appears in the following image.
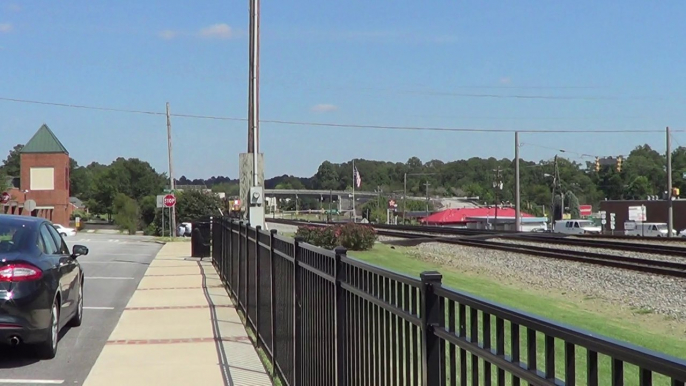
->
[36,298,59,359]
[69,281,84,327]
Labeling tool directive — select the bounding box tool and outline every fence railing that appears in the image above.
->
[211,218,686,386]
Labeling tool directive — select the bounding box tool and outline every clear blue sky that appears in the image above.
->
[2,1,686,179]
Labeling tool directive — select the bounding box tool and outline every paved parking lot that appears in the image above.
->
[0,233,163,385]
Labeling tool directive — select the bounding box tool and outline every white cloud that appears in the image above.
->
[311,104,338,113]
[158,29,177,40]
[0,23,13,33]
[199,23,234,39]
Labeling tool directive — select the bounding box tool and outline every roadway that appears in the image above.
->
[0,233,163,385]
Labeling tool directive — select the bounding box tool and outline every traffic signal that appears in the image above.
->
[616,156,623,172]
[673,187,680,198]
[594,157,600,172]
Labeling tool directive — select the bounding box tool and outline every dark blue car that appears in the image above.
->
[0,214,89,359]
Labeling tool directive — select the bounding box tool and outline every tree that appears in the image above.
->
[0,144,23,177]
[112,193,139,235]
[175,190,223,223]
[314,161,339,190]
[566,191,580,218]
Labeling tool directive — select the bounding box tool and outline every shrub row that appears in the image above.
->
[295,223,377,251]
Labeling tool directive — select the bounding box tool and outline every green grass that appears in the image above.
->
[349,243,686,385]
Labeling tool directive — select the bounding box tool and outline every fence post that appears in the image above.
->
[244,222,251,315]
[236,221,243,304]
[269,229,278,369]
[420,271,443,386]
[255,225,262,336]
[334,246,348,386]
[293,237,303,386]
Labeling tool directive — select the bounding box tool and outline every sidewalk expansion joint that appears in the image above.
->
[136,285,224,291]
[144,273,202,277]
[124,305,234,310]
[106,336,252,345]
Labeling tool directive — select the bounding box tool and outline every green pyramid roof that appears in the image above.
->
[20,124,69,155]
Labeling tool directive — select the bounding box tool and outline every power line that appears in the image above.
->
[0,95,681,134]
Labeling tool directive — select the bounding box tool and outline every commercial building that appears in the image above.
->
[0,124,72,226]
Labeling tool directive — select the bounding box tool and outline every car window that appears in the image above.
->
[36,233,46,253]
[47,225,70,255]
[39,225,59,255]
[574,222,580,228]
[0,224,29,253]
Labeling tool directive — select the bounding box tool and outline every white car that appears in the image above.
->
[53,223,77,237]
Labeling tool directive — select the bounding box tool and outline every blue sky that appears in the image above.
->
[2,1,686,179]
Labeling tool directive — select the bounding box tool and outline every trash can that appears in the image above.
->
[191,221,211,258]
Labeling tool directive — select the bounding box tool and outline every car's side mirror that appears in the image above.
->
[71,245,89,258]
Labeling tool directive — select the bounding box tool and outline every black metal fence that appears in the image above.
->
[211,218,686,386]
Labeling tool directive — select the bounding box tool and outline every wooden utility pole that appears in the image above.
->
[493,167,503,226]
[514,131,521,231]
[667,126,673,237]
[424,181,430,216]
[166,102,176,237]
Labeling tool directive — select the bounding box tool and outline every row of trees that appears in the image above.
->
[1,142,682,226]
[0,145,223,235]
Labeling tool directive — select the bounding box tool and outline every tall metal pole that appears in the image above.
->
[166,102,176,237]
[515,131,521,232]
[249,0,260,174]
[667,126,673,237]
[403,173,407,223]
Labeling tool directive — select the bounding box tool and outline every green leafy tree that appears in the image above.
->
[175,190,223,223]
[0,144,23,177]
[112,193,139,235]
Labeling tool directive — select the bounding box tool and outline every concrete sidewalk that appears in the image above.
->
[83,242,272,386]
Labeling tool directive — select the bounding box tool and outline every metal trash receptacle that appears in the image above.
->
[191,221,211,258]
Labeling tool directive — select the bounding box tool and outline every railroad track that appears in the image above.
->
[268,219,686,278]
[269,218,686,257]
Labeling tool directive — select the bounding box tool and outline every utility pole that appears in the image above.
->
[424,181,430,216]
[514,131,521,232]
[493,167,503,227]
[245,0,264,228]
[667,126,673,237]
[166,102,176,237]
[403,173,407,223]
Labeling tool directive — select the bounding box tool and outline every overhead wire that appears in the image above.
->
[0,95,681,134]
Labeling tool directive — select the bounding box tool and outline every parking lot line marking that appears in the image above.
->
[84,306,115,310]
[0,380,64,384]
[87,276,135,280]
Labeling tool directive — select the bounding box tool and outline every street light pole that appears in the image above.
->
[403,173,407,224]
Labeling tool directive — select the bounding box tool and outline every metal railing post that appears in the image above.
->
[244,222,251,314]
[293,237,303,385]
[334,246,348,386]
[255,225,262,334]
[420,271,443,386]
[269,229,277,369]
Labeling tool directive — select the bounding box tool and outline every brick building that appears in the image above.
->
[0,124,72,226]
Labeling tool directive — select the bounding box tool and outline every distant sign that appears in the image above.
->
[156,195,165,208]
[388,199,396,208]
[628,205,647,222]
[0,192,10,204]
[163,194,176,208]
[579,204,592,216]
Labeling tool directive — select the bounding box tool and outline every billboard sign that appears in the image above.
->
[628,205,647,222]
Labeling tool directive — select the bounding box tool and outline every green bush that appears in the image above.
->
[295,223,377,251]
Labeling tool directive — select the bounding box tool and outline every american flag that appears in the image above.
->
[353,166,361,188]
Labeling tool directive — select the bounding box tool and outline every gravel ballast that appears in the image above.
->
[403,239,686,320]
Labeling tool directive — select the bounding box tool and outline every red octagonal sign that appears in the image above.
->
[163,194,176,207]
[0,192,10,204]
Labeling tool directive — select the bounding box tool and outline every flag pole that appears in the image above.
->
[352,159,356,222]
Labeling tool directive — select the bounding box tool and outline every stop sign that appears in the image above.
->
[163,194,176,207]
[0,192,10,204]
